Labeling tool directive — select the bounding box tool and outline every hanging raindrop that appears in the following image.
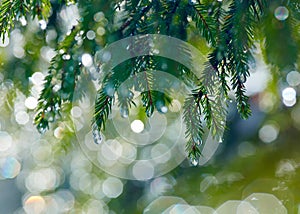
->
[92,123,103,144]
[190,157,199,166]
[156,100,168,114]
[120,106,129,118]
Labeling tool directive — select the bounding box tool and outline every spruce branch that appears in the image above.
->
[0,0,27,41]
[34,26,81,133]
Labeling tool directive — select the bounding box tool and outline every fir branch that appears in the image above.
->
[0,0,27,41]
[191,1,218,46]
[34,27,81,133]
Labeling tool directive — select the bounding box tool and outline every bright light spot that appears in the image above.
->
[216,200,258,214]
[132,161,154,180]
[19,16,27,26]
[283,98,296,107]
[13,46,25,58]
[25,168,59,192]
[131,120,144,133]
[282,87,296,101]
[15,111,29,125]
[282,87,297,107]
[102,177,123,198]
[71,106,82,118]
[54,127,64,139]
[244,193,287,213]
[0,132,13,152]
[81,53,93,67]
[62,54,71,60]
[24,196,46,214]
[189,0,197,4]
[0,34,9,47]
[94,12,105,22]
[39,20,47,30]
[276,159,296,178]
[143,196,187,214]
[30,72,45,86]
[25,97,38,110]
[97,27,106,36]
[101,140,123,161]
[286,71,300,86]
[259,124,279,143]
[274,6,289,21]
[86,30,96,40]
[0,157,21,179]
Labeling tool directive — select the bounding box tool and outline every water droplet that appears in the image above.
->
[37,126,46,134]
[218,137,223,143]
[146,109,153,117]
[39,20,47,30]
[62,54,71,60]
[189,0,197,5]
[239,75,246,83]
[194,137,203,145]
[156,101,168,114]
[274,6,289,21]
[92,123,103,144]
[120,107,129,118]
[190,157,199,166]
[104,83,115,97]
[128,91,134,99]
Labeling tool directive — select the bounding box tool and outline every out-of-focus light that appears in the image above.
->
[274,6,289,21]
[143,196,187,214]
[25,97,38,110]
[94,12,105,22]
[97,27,106,36]
[0,132,13,153]
[54,127,64,139]
[19,16,27,26]
[82,53,93,67]
[86,30,96,40]
[15,111,29,125]
[25,168,59,192]
[286,71,300,86]
[131,120,144,133]
[24,195,46,214]
[244,193,287,213]
[282,87,297,107]
[102,177,123,198]
[259,123,279,143]
[259,93,276,112]
[215,200,258,214]
[0,157,21,179]
[71,106,82,118]
[101,139,123,161]
[30,72,45,86]
[282,87,296,101]
[39,20,47,30]
[276,159,296,178]
[238,141,256,157]
[132,161,154,180]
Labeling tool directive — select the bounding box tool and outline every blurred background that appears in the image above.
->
[0,1,300,214]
